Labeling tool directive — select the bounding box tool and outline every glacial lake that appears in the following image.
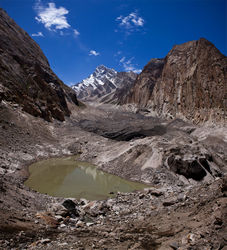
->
[25,156,147,200]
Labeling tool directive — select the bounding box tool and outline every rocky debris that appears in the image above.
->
[71,65,137,103]
[0,95,226,249]
[0,8,79,122]
[122,38,227,124]
[2,175,224,249]
[79,118,167,141]
[76,106,224,187]
[77,107,166,142]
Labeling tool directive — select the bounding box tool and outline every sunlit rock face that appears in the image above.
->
[123,38,227,124]
[0,8,78,122]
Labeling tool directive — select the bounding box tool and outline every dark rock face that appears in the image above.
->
[167,156,208,181]
[119,58,165,106]
[101,71,138,105]
[0,8,78,122]
[123,39,227,124]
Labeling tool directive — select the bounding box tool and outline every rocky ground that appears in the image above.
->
[0,100,226,249]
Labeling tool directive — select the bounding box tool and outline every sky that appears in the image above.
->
[0,0,226,85]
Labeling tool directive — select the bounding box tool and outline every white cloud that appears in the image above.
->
[119,56,141,74]
[35,2,70,31]
[131,69,142,74]
[73,29,80,36]
[116,11,144,33]
[89,50,100,56]
[31,31,44,37]
[120,56,125,63]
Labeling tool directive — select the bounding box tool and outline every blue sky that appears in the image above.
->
[0,0,226,85]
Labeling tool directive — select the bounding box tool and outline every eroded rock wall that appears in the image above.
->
[0,8,78,122]
[124,39,227,124]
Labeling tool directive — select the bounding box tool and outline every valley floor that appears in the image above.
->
[0,100,226,249]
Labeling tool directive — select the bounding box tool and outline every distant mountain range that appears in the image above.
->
[71,65,137,103]
[72,38,226,124]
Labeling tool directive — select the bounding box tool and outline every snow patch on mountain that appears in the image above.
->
[71,65,137,102]
[72,65,117,92]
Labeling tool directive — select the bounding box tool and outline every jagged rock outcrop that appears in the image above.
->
[0,8,78,122]
[119,58,165,106]
[72,65,137,102]
[123,38,227,124]
[100,71,138,104]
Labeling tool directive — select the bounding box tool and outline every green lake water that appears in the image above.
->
[25,156,147,200]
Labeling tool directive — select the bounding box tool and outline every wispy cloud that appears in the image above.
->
[114,51,122,57]
[73,29,80,37]
[119,56,141,74]
[116,11,144,34]
[89,50,100,56]
[35,2,70,31]
[120,56,126,63]
[31,31,44,37]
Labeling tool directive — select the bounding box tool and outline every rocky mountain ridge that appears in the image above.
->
[122,38,227,124]
[0,8,79,122]
[71,65,137,102]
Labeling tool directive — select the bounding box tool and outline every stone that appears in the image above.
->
[62,199,76,210]
[55,208,68,217]
[80,198,89,206]
[76,220,84,227]
[55,215,63,222]
[182,233,196,245]
[59,223,66,228]
[86,222,94,227]
[139,193,145,199]
[170,242,179,249]
[145,188,163,197]
[58,243,68,247]
[177,193,187,202]
[40,239,51,244]
[163,198,177,206]
[62,199,79,217]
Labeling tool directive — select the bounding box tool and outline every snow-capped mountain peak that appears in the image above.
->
[72,65,117,93]
[71,65,137,101]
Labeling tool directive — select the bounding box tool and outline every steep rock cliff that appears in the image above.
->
[124,38,227,124]
[0,9,78,122]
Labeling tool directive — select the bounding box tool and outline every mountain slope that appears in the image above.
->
[72,65,137,102]
[122,38,227,124]
[0,8,78,122]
